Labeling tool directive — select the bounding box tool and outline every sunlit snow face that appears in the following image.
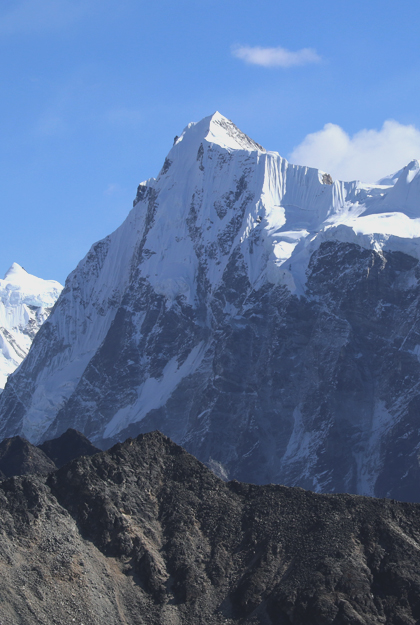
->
[138,114,420,299]
[0,262,62,308]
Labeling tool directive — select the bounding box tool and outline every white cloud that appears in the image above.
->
[0,0,92,36]
[289,120,420,182]
[232,45,321,68]
[104,183,121,196]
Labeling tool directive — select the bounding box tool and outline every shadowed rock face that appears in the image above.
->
[0,430,100,479]
[38,428,100,468]
[1,431,420,624]
[0,436,56,477]
[90,242,420,502]
[3,242,420,502]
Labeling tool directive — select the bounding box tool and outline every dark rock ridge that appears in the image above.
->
[1,113,420,502]
[0,436,56,477]
[0,431,420,624]
[38,427,100,468]
[0,429,100,478]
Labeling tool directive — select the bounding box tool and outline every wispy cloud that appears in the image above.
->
[104,183,121,196]
[290,120,420,182]
[232,45,321,68]
[0,0,93,36]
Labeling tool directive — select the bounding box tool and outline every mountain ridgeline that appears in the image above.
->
[1,431,420,624]
[1,113,420,501]
[0,428,100,478]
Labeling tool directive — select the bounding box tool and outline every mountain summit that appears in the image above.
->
[171,111,266,153]
[1,114,420,500]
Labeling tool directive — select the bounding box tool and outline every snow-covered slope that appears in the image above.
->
[1,112,420,501]
[0,263,62,390]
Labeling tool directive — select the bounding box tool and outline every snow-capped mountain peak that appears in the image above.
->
[0,263,62,308]
[4,262,24,280]
[0,265,62,391]
[171,111,265,156]
[2,114,420,501]
[205,111,266,152]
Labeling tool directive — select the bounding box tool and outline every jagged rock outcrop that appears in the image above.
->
[38,428,100,468]
[0,430,100,478]
[1,432,420,624]
[0,436,56,477]
[1,114,420,500]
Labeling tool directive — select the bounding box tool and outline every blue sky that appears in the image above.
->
[1,0,420,284]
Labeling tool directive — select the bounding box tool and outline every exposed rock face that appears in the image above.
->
[0,436,56,477]
[1,114,420,500]
[0,432,420,625]
[0,430,100,478]
[38,428,100,468]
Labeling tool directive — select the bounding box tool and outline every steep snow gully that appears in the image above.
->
[1,112,420,500]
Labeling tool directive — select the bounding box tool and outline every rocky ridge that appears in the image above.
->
[0,436,56,478]
[38,427,100,468]
[0,428,100,479]
[1,431,420,624]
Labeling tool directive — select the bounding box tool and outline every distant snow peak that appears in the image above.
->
[4,262,27,280]
[0,263,62,308]
[0,265,63,391]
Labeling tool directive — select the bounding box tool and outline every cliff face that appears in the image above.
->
[1,114,420,500]
[112,240,420,502]
[1,431,420,625]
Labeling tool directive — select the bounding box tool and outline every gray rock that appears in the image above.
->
[0,436,56,478]
[1,431,420,624]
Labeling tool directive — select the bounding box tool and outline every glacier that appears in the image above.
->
[1,112,420,500]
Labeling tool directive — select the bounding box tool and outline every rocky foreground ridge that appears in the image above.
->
[1,431,420,624]
[0,428,99,479]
